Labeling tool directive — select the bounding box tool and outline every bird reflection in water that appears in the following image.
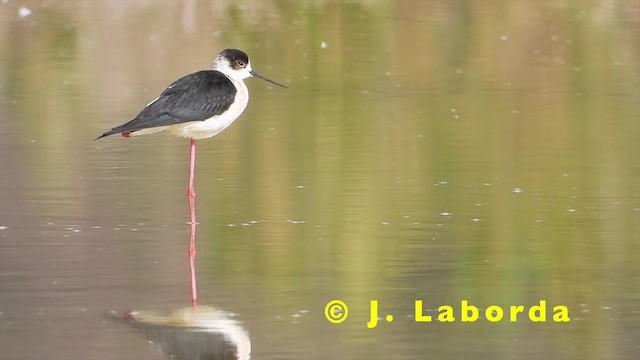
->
[106,306,251,360]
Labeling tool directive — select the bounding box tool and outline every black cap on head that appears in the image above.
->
[220,49,250,69]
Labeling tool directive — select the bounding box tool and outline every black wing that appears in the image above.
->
[96,70,236,139]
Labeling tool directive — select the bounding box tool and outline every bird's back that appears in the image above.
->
[97,70,237,139]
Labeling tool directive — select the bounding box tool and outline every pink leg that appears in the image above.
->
[188,138,197,306]
[188,139,197,225]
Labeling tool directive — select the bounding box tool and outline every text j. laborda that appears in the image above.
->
[324,300,570,328]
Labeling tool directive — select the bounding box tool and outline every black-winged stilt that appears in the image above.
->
[96,48,286,305]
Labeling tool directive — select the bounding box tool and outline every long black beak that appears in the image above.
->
[250,70,287,88]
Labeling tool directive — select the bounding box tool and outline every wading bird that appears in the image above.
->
[96,48,286,305]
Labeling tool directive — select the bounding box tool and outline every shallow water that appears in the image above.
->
[1,1,639,359]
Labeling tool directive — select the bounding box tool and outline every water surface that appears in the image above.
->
[1,1,639,359]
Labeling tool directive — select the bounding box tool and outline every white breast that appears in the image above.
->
[169,78,249,140]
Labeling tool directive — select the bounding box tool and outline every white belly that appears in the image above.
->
[169,79,249,140]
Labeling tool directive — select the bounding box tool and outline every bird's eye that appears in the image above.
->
[237,60,246,67]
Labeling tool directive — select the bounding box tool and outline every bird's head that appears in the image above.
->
[212,49,287,88]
